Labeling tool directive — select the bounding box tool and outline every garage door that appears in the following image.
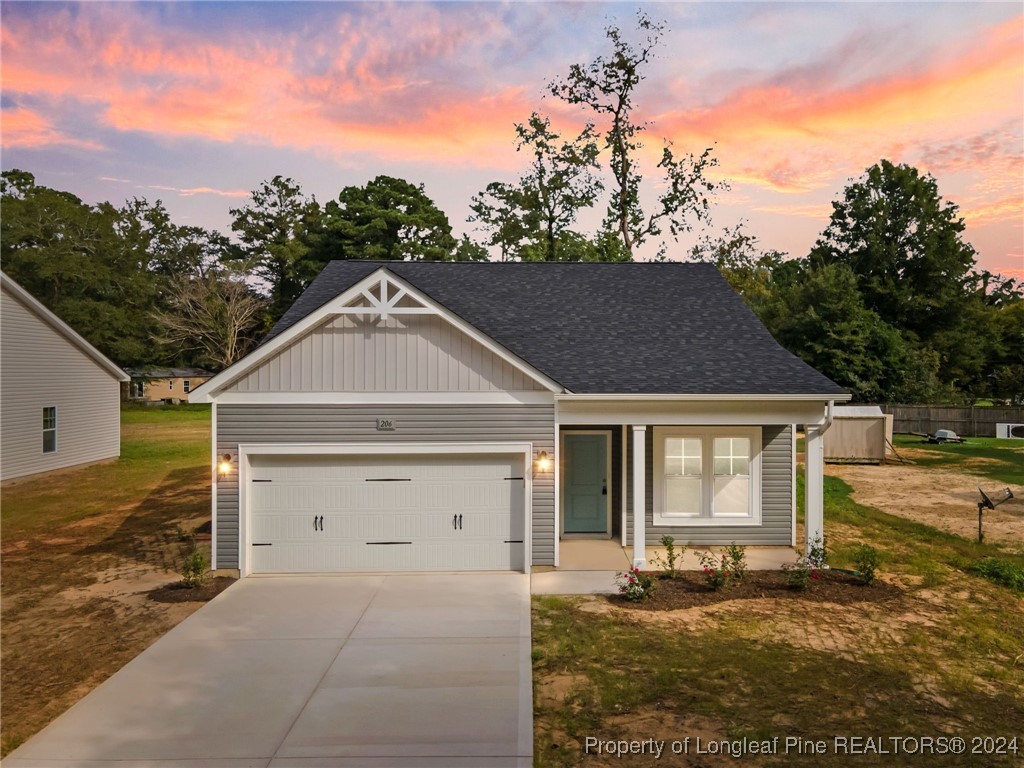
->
[248,453,526,573]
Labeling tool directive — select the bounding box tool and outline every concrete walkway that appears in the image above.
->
[5,574,532,768]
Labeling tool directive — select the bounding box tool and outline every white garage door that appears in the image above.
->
[248,453,526,573]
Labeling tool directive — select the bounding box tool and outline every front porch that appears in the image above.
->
[531,540,800,595]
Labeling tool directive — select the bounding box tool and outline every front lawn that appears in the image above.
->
[1,404,216,756]
[534,472,1024,767]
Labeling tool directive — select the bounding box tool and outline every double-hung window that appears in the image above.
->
[654,427,761,526]
[183,380,191,394]
[42,406,57,454]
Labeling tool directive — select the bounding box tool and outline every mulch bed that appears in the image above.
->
[147,576,235,604]
[614,569,903,611]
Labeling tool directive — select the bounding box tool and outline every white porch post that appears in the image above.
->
[632,425,647,569]
[804,425,824,555]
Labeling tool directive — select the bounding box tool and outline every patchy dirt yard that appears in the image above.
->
[1,411,231,756]
[828,452,1024,547]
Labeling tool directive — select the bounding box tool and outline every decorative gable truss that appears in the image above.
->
[190,268,564,403]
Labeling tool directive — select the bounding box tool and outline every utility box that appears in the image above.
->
[824,405,892,464]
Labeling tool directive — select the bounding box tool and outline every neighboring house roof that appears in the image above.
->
[263,261,846,396]
[0,272,129,383]
[124,367,214,378]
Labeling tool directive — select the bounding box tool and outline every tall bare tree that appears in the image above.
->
[154,271,264,370]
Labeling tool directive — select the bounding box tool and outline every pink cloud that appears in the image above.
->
[0,104,103,150]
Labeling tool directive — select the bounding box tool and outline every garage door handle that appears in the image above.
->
[458,514,463,530]
[453,514,457,530]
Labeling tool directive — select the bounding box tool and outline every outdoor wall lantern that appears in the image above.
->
[218,454,232,475]
[534,450,552,473]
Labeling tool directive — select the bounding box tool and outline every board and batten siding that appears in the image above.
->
[625,425,792,546]
[227,314,545,393]
[1,286,122,481]
[216,404,555,569]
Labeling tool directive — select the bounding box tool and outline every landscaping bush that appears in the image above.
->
[181,549,208,588]
[615,568,656,601]
[651,534,683,578]
[852,543,882,585]
[725,543,747,581]
[697,546,747,591]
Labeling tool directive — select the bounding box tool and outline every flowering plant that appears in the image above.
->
[615,567,656,601]
[697,545,747,590]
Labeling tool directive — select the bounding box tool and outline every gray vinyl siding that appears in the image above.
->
[227,314,545,393]
[625,425,792,546]
[216,404,555,569]
[1,287,122,481]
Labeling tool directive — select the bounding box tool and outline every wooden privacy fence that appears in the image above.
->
[870,405,1024,437]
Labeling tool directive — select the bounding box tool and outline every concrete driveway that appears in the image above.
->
[5,574,532,768]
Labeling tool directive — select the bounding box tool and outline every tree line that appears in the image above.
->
[1,13,1020,404]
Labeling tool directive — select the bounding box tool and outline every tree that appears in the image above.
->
[549,12,720,258]
[468,181,534,261]
[318,175,460,261]
[1,170,158,366]
[761,263,926,402]
[470,115,603,262]
[153,269,264,370]
[809,160,984,389]
[229,176,321,323]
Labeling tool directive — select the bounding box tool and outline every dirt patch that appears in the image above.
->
[1,473,226,756]
[615,569,902,612]
[828,462,1024,546]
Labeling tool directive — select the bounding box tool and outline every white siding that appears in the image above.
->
[1,287,122,480]
[227,314,545,393]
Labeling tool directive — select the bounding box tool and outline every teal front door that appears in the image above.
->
[563,433,610,534]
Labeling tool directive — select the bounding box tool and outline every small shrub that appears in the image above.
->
[724,543,747,582]
[181,549,209,589]
[806,534,828,569]
[782,551,823,591]
[651,534,683,578]
[696,548,745,593]
[615,567,656,601]
[852,544,882,585]
[969,558,1024,594]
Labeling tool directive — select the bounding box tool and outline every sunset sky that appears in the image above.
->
[2,2,1022,278]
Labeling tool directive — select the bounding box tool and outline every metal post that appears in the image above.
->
[978,502,984,544]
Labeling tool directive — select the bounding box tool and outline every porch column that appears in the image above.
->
[804,425,824,556]
[632,425,647,569]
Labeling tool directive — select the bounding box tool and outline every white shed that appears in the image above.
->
[1,273,129,481]
[823,405,893,464]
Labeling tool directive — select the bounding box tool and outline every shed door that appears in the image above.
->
[248,454,525,573]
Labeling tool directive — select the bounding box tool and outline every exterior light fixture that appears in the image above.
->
[535,450,552,473]
[218,454,232,475]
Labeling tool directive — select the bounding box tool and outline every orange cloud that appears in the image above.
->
[0,5,534,168]
[0,104,102,150]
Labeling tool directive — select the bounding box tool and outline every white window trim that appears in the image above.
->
[183,380,191,393]
[42,405,58,454]
[653,426,761,527]
[168,379,174,391]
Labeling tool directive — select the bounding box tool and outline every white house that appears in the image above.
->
[1,273,129,481]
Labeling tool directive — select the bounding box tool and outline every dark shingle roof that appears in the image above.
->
[264,261,846,396]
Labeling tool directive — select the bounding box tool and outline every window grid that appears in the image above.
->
[42,406,57,454]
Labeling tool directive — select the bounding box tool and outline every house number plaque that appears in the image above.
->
[376,418,396,432]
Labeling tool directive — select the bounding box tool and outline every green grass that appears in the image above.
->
[534,467,1024,766]
[892,434,1024,485]
[1,405,210,538]
[533,595,1024,768]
